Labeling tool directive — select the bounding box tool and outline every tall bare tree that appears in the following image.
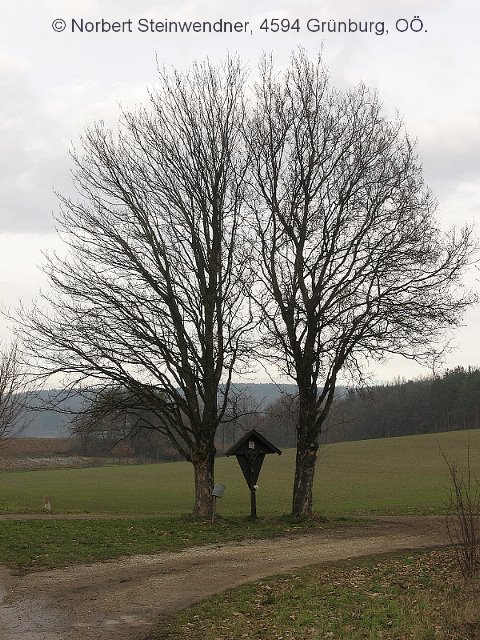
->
[247,51,476,517]
[0,342,27,444]
[19,59,252,517]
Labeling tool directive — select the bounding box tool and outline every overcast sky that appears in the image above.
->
[0,0,479,384]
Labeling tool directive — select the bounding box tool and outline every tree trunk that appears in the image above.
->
[292,442,318,517]
[292,383,320,518]
[192,449,215,518]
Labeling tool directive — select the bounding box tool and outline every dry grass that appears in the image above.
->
[162,549,480,640]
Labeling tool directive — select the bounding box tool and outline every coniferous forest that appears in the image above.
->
[254,367,480,449]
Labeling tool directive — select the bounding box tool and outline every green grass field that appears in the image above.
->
[2,430,477,635]
[1,429,479,517]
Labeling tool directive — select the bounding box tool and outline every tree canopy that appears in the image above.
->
[17,50,477,517]
[247,51,476,515]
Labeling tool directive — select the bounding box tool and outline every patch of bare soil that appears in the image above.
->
[0,516,449,640]
[0,440,74,456]
[0,440,95,471]
[0,455,94,472]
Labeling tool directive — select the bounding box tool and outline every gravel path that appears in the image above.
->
[0,516,449,640]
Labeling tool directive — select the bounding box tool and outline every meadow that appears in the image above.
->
[1,429,479,517]
[2,429,479,640]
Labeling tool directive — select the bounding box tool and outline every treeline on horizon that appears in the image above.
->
[69,366,480,461]
[254,366,480,450]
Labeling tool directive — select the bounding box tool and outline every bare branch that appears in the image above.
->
[0,342,29,446]
[247,49,477,517]
[17,57,253,517]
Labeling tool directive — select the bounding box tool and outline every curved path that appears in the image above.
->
[0,516,449,640]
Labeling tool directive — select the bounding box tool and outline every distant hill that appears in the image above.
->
[226,382,298,408]
[21,410,71,438]
[19,384,300,439]
[20,390,86,438]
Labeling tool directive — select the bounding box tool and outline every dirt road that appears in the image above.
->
[0,516,449,640]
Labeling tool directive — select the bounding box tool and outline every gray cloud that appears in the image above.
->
[1,0,479,235]
[0,53,148,233]
[415,119,480,199]
[0,55,68,233]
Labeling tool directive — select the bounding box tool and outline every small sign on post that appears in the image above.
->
[211,483,225,523]
[225,430,281,519]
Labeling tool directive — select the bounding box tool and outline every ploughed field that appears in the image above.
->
[0,438,93,472]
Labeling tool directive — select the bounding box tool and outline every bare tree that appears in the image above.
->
[0,342,27,444]
[69,386,179,461]
[18,58,252,517]
[443,449,480,578]
[247,51,476,517]
[70,386,139,458]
